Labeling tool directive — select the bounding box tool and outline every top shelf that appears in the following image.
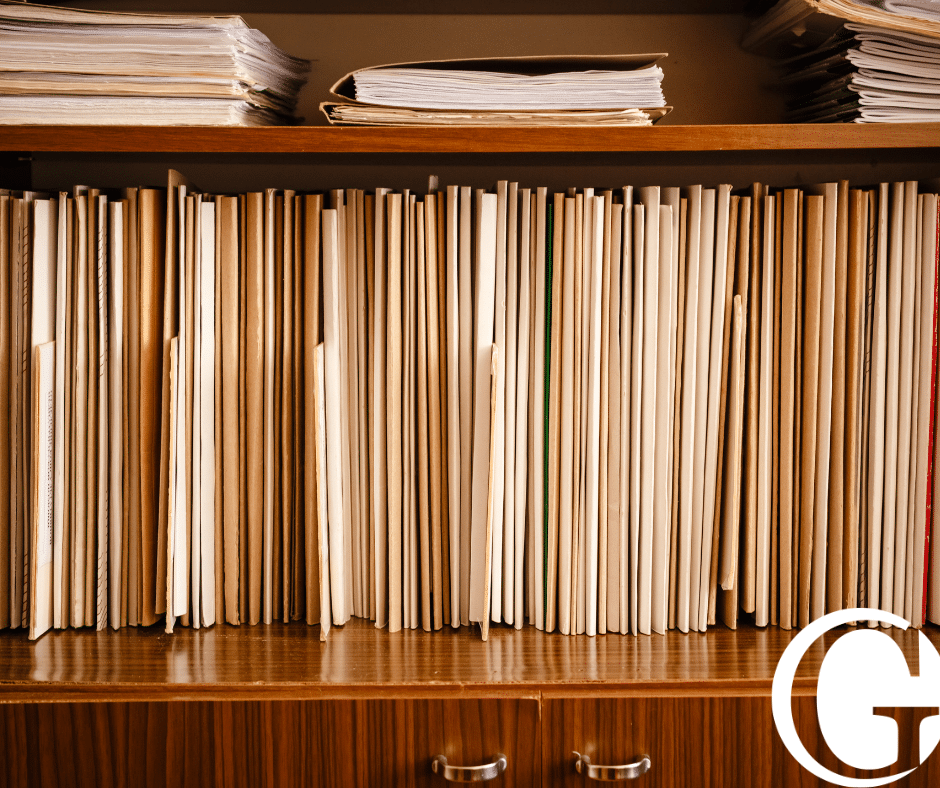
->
[5,124,940,155]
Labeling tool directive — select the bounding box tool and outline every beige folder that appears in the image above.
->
[29,341,56,640]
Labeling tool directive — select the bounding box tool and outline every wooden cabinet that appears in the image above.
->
[1,621,939,786]
[6,692,940,787]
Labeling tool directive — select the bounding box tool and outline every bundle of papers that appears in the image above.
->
[322,55,670,126]
[0,96,290,126]
[7,174,940,641]
[351,67,666,110]
[744,0,940,55]
[0,1,310,125]
[745,0,940,121]
[780,24,940,121]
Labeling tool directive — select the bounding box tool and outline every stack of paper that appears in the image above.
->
[745,0,940,122]
[744,0,940,55]
[0,1,310,125]
[321,55,670,126]
[782,24,940,122]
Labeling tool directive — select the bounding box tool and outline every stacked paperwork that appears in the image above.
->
[0,1,310,125]
[322,55,670,126]
[744,0,940,55]
[746,0,940,121]
[785,23,940,121]
[351,67,666,110]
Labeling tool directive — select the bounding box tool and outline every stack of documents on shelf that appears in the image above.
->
[7,173,940,642]
[0,1,310,125]
[782,24,940,122]
[744,0,940,55]
[321,55,670,126]
[745,0,940,121]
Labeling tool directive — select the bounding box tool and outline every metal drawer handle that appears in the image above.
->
[573,751,651,781]
[431,754,507,782]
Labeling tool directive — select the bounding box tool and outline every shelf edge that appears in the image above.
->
[3,124,940,154]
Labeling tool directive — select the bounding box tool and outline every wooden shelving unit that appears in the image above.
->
[4,120,940,785]
[4,6,940,786]
[2,114,940,785]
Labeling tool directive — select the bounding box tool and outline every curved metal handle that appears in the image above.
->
[573,751,651,781]
[431,754,507,782]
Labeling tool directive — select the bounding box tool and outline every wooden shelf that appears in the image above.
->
[4,124,940,155]
[1,620,937,703]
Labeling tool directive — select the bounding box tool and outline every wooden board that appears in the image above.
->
[8,124,940,154]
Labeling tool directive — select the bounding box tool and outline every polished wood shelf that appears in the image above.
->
[1,619,936,703]
[3,124,940,154]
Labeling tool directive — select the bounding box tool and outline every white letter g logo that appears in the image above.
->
[772,608,940,787]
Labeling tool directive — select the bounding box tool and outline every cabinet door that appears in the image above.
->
[0,698,541,788]
[542,696,771,788]
[542,696,940,788]
[247,697,542,788]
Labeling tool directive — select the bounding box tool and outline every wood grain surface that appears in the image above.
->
[3,125,940,154]
[0,698,540,788]
[5,695,938,787]
[0,620,938,702]
[543,696,940,788]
